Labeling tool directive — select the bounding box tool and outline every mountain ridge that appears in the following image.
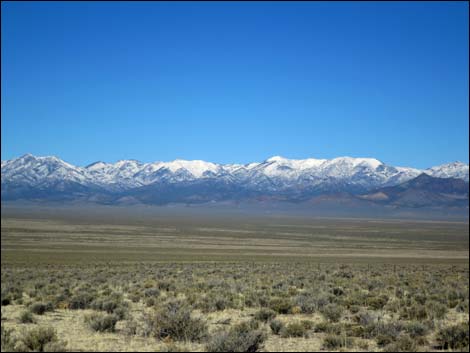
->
[2,154,469,208]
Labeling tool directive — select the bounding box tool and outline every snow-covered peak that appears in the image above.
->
[115,159,142,167]
[85,161,108,170]
[18,153,36,161]
[426,161,469,181]
[5,154,76,170]
[245,162,261,169]
[328,157,383,169]
[1,154,87,185]
[265,156,326,169]
[163,159,219,178]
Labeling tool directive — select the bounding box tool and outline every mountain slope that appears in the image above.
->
[359,174,469,208]
[2,154,469,207]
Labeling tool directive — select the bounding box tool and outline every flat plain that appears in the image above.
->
[1,205,469,352]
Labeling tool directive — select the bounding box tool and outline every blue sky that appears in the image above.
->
[1,1,468,168]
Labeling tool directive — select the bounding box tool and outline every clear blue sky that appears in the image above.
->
[1,1,468,168]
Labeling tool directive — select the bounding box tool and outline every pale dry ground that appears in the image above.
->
[2,305,190,352]
[2,303,469,352]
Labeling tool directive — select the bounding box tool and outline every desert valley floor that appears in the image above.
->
[1,205,469,352]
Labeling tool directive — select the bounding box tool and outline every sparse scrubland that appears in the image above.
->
[1,207,469,352]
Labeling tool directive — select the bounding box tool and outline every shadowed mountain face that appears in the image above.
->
[1,155,469,211]
[359,174,469,208]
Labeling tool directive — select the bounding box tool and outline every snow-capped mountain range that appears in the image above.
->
[1,154,468,205]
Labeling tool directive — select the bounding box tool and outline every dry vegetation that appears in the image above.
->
[1,206,469,352]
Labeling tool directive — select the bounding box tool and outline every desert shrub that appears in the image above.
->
[157,280,175,291]
[214,296,229,311]
[313,321,341,335]
[383,333,417,352]
[138,311,158,338]
[376,334,394,347]
[269,319,284,335]
[345,290,367,307]
[129,293,141,303]
[368,294,389,310]
[145,297,156,307]
[206,321,265,352]
[293,293,316,314]
[425,301,447,320]
[153,300,207,342]
[435,323,469,350]
[254,308,276,323]
[122,319,138,336]
[320,304,343,322]
[144,288,160,298]
[357,339,369,350]
[196,292,235,313]
[348,305,360,314]
[400,303,427,320]
[242,292,257,308]
[348,325,366,337]
[68,293,94,310]
[301,320,314,330]
[90,294,128,319]
[85,312,119,332]
[368,320,404,344]
[280,322,308,338]
[384,298,400,313]
[42,341,68,352]
[2,286,23,305]
[53,293,69,309]
[1,326,17,351]
[362,319,404,340]
[404,321,429,338]
[332,287,344,296]
[414,293,427,305]
[446,289,467,308]
[18,326,65,352]
[91,298,119,313]
[456,300,469,313]
[268,297,292,314]
[29,302,50,315]
[19,310,35,324]
[112,306,128,320]
[322,335,353,349]
[353,310,378,327]
[1,297,11,306]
